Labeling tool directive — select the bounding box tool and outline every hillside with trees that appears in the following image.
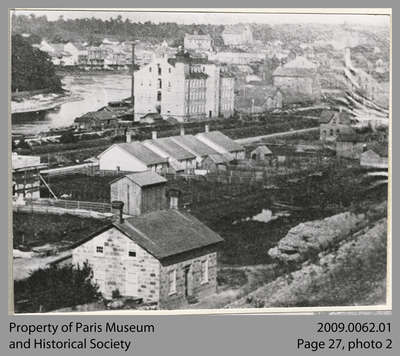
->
[11,34,62,93]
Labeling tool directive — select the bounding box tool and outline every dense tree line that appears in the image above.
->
[11,34,62,92]
[11,13,389,52]
[11,13,227,46]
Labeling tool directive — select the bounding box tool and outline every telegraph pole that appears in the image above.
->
[131,42,135,122]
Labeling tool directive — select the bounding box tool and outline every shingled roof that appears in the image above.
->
[99,142,168,166]
[196,131,244,153]
[113,209,223,261]
[110,171,167,187]
[171,135,219,157]
[145,138,196,161]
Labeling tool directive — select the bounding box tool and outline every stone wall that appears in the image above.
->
[158,251,218,309]
[72,227,161,303]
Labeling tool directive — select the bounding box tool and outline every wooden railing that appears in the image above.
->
[24,198,113,214]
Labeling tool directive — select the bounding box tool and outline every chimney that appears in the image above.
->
[180,126,185,136]
[205,124,209,133]
[111,201,124,223]
[168,189,180,210]
[152,131,157,140]
[126,130,132,143]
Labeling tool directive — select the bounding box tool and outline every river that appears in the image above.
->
[11,73,132,135]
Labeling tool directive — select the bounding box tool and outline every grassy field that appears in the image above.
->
[13,212,110,248]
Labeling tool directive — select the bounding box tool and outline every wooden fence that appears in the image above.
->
[21,198,113,214]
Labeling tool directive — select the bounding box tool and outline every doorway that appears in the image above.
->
[184,265,192,298]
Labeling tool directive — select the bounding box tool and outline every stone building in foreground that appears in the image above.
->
[72,171,223,309]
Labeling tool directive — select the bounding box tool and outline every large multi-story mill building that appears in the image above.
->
[134,51,235,122]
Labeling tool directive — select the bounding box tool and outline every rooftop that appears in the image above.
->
[100,142,168,166]
[171,135,220,157]
[146,138,196,161]
[196,131,244,153]
[113,209,224,261]
[110,171,167,188]
[206,153,235,164]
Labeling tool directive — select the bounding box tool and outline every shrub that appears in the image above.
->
[14,262,101,313]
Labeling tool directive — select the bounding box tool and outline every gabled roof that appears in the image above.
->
[205,153,234,164]
[319,110,336,124]
[145,138,196,161]
[75,110,117,122]
[110,171,167,187]
[196,131,244,153]
[99,142,168,166]
[251,145,272,155]
[112,209,223,261]
[171,135,220,157]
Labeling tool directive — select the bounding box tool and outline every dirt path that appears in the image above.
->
[235,127,319,145]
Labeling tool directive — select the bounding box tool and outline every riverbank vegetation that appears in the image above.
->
[11,34,62,93]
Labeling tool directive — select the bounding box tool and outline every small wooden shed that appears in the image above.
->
[110,171,167,216]
[250,145,273,161]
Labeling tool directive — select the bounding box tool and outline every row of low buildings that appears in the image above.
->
[99,128,245,174]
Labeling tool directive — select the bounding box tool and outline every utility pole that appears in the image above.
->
[131,41,135,122]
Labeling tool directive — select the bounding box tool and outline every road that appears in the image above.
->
[235,127,319,145]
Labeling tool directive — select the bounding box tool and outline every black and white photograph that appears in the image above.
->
[10,9,391,314]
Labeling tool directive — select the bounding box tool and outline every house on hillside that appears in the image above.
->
[196,130,245,159]
[319,110,355,141]
[143,136,197,173]
[222,24,253,46]
[98,142,169,173]
[72,171,223,309]
[272,56,321,104]
[184,31,213,52]
[110,171,167,216]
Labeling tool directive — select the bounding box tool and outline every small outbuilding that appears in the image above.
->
[110,171,168,216]
[250,145,273,161]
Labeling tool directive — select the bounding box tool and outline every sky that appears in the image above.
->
[12,9,390,27]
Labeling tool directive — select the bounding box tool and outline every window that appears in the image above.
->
[158,66,162,75]
[128,251,136,257]
[96,246,103,254]
[168,270,176,294]
[168,68,172,74]
[168,81,171,88]
[157,91,162,101]
[149,67,152,72]
[330,129,334,136]
[201,259,209,283]
[158,79,162,89]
